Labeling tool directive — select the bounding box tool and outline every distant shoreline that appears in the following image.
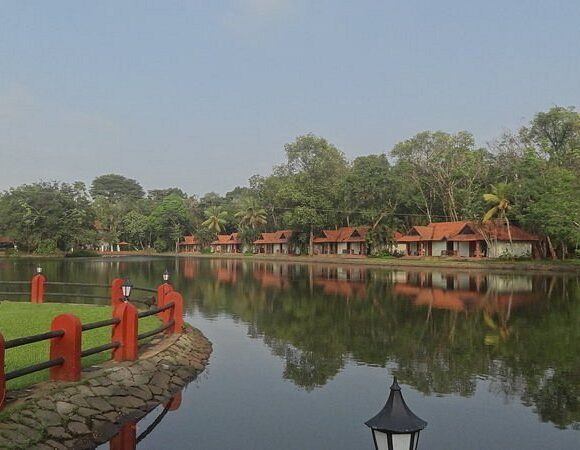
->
[2,251,579,274]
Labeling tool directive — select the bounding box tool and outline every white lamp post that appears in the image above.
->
[121,279,133,301]
[365,377,427,450]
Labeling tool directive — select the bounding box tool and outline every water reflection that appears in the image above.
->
[106,393,182,449]
[188,260,579,429]
[1,257,579,432]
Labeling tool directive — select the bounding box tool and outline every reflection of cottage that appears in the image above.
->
[393,271,539,312]
[313,226,369,256]
[178,235,202,253]
[210,233,242,253]
[397,221,538,258]
[254,230,293,254]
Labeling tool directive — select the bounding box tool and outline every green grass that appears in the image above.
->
[0,301,161,390]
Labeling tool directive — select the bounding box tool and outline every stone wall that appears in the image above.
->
[0,326,212,450]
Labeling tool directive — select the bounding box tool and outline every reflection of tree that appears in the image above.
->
[188,261,580,429]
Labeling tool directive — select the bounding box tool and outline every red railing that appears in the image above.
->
[0,278,184,410]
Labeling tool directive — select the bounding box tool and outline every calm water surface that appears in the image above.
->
[1,256,579,449]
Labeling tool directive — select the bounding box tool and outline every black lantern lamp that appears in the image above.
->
[36,265,43,274]
[121,279,133,301]
[163,269,170,283]
[365,377,427,450]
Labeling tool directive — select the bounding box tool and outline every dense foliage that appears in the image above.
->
[0,106,578,257]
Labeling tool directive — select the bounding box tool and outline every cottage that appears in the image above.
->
[178,235,202,253]
[210,233,242,253]
[254,230,293,254]
[313,226,369,256]
[396,221,538,258]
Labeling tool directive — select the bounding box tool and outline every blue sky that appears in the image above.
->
[1,0,579,195]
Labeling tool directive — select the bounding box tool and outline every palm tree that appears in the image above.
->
[234,198,267,230]
[483,183,512,245]
[202,206,228,234]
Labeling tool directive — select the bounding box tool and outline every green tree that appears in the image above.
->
[0,182,94,252]
[202,206,228,234]
[149,194,191,252]
[275,134,348,254]
[90,174,145,201]
[120,210,151,249]
[528,106,580,168]
[391,131,489,222]
[235,197,267,230]
[483,183,513,244]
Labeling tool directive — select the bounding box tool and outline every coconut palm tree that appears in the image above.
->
[234,198,267,230]
[202,206,228,234]
[483,183,512,245]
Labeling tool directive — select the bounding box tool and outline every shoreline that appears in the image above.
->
[172,252,580,275]
[2,251,579,274]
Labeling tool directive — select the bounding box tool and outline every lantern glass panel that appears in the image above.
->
[391,433,412,450]
[372,430,390,450]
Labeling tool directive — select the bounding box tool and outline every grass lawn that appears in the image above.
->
[0,301,161,390]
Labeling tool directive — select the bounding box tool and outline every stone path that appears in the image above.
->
[0,327,212,449]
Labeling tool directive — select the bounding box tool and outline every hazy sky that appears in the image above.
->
[1,0,579,195]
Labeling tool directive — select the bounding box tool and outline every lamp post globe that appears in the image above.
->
[163,269,170,283]
[36,265,43,274]
[365,377,427,450]
[121,279,133,301]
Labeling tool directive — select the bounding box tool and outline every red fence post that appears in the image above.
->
[164,291,184,334]
[30,274,46,303]
[111,278,125,309]
[0,334,5,411]
[49,314,82,382]
[112,302,139,362]
[109,421,136,450]
[157,282,173,322]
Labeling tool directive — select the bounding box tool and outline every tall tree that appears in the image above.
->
[528,106,580,168]
[391,131,489,222]
[90,174,145,200]
[275,134,348,254]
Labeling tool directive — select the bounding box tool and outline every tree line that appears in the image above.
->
[0,106,578,258]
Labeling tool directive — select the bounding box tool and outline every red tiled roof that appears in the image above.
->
[313,226,370,244]
[396,221,538,243]
[211,233,241,245]
[254,230,293,245]
[179,235,200,246]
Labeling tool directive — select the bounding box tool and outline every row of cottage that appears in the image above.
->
[180,220,539,258]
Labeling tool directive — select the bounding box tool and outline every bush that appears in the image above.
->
[153,239,168,253]
[35,239,59,255]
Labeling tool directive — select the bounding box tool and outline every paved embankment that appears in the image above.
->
[0,326,212,450]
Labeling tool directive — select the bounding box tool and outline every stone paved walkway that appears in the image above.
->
[0,326,212,449]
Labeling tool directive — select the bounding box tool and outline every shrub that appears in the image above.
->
[35,239,59,255]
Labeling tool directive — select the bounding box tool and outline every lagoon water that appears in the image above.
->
[1,256,579,449]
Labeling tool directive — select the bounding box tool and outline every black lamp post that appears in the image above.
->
[365,377,427,450]
[121,279,133,302]
[163,269,170,283]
